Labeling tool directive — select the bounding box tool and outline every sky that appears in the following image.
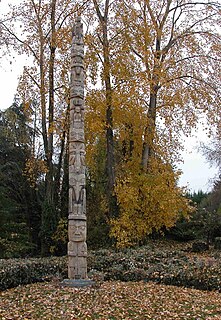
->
[179,136,217,192]
[0,0,218,193]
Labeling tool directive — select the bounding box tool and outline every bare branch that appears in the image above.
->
[159,0,172,30]
[104,0,110,20]
[145,0,158,31]
[166,54,221,71]
[162,74,218,92]
[0,21,38,61]
[162,28,218,59]
[24,67,40,89]
[130,45,143,61]
[169,1,221,13]
[92,0,103,22]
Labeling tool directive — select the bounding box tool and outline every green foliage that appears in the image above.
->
[169,187,221,243]
[167,216,198,242]
[89,242,221,291]
[186,190,208,205]
[214,237,221,250]
[40,200,58,256]
[0,103,41,258]
[191,241,209,253]
[0,173,37,258]
[0,256,66,291]
[86,138,113,249]
[0,223,36,259]
[1,241,221,292]
[195,207,221,243]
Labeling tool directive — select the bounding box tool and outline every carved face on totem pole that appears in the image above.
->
[69,128,84,142]
[71,98,83,109]
[70,86,84,99]
[71,54,83,68]
[68,220,86,242]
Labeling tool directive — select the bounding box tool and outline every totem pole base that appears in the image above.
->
[61,278,95,288]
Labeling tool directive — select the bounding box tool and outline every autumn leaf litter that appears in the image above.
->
[1,280,221,319]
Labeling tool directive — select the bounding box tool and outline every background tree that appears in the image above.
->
[168,178,221,244]
[85,0,119,219]
[1,0,81,255]
[84,0,220,247]
[0,102,41,257]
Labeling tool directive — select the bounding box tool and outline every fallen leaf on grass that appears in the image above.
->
[1,281,221,319]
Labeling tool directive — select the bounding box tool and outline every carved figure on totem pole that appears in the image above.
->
[72,17,83,45]
[70,107,84,129]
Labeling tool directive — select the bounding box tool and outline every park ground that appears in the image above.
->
[1,280,221,319]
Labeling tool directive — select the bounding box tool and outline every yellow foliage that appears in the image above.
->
[111,158,193,248]
[24,156,48,188]
[85,89,107,171]
[83,0,220,249]
[50,218,68,254]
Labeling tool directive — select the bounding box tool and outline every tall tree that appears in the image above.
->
[85,0,220,247]
[85,0,118,218]
[118,0,221,169]
[1,0,80,254]
[113,0,220,246]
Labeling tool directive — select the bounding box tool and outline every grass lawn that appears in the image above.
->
[1,280,221,319]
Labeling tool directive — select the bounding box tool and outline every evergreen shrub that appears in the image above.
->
[1,242,221,292]
[0,256,66,291]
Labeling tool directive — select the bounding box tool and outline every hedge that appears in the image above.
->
[1,242,221,292]
[0,256,66,291]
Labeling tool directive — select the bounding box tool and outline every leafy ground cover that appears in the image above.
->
[89,240,221,291]
[1,240,221,291]
[0,256,65,291]
[1,280,221,319]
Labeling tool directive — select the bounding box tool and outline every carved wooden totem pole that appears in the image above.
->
[68,16,87,280]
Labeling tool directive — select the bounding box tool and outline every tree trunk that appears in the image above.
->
[93,0,117,217]
[141,36,161,171]
[54,108,68,211]
[46,0,56,203]
[141,91,157,169]
[103,19,116,208]
[41,0,57,256]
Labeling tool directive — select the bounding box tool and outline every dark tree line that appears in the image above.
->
[0,102,39,257]
[0,101,108,258]
[0,102,69,258]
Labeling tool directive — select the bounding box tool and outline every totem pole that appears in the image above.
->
[68,16,87,281]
